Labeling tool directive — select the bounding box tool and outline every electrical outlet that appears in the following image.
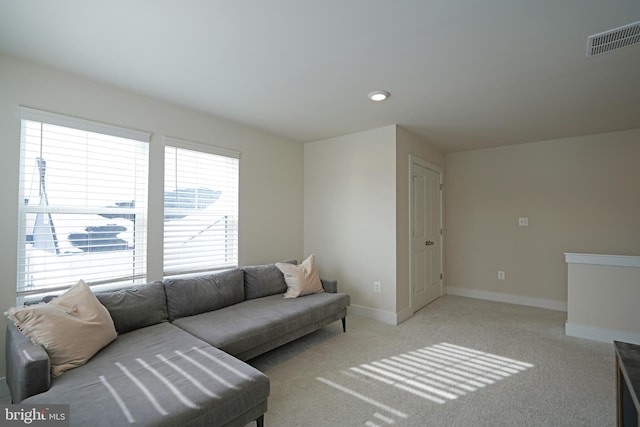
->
[373,281,381,293]
[518,217,528,227]
[498,271,505,280]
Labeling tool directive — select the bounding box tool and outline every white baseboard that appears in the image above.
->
[446,287,567,312]
[348,305,403,325]
[349,288,566,327]
[565,322,640,345]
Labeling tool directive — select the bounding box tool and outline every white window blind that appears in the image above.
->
[18,107,149,300]
[163,137,239,276]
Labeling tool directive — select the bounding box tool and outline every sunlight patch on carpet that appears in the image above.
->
[315,377,409,420]
[317,342,534,426]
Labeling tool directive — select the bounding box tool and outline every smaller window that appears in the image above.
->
[163,137,239,277]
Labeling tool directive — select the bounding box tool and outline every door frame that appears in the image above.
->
[408,155,444,311]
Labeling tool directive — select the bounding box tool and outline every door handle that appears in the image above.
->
[425,240,434,246]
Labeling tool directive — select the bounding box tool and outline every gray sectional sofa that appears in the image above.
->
[5,261,350,427]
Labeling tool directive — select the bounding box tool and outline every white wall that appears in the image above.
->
[565,254,640,344]
[304,126,397,320]
[445,129,640,307]
[0,55,304,377]
[304,125,444,324]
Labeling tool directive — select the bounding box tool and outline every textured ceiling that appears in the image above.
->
[1,0,639,152]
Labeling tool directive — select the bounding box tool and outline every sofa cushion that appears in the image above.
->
[23,323,270,427]
[242,259,297,300]
[172,292,350,359]
[164,268,244,320]
[5,280,117,377]
[321,279,338,294]
[95,281,168,334]
[276,254,324,298]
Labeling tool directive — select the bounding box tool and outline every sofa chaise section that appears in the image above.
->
[6,280,270,427]
[22,322,270,427]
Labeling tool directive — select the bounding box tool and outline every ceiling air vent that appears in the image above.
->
[586,20,640,57]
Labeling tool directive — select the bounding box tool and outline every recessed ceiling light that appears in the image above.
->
[368,91,390,102]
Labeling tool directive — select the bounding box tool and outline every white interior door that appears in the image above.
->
[410,161,441,312]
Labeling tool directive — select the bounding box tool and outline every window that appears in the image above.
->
[163,138,239,276]
[18,108,149,301]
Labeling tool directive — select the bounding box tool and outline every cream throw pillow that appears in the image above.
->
[5,280,117,377]
[276,255,324,298]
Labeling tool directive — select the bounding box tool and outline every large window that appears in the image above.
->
[18,108,149,300]
[16,109,239,301]
[163,138,239,276]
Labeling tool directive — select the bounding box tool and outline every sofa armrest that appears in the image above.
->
[5,322,51,403]
[321,279,338,294]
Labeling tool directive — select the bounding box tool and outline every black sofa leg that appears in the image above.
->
[342,317,346,332]
[256,415,264,427]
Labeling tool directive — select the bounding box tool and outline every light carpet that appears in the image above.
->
[247,295,615,427]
